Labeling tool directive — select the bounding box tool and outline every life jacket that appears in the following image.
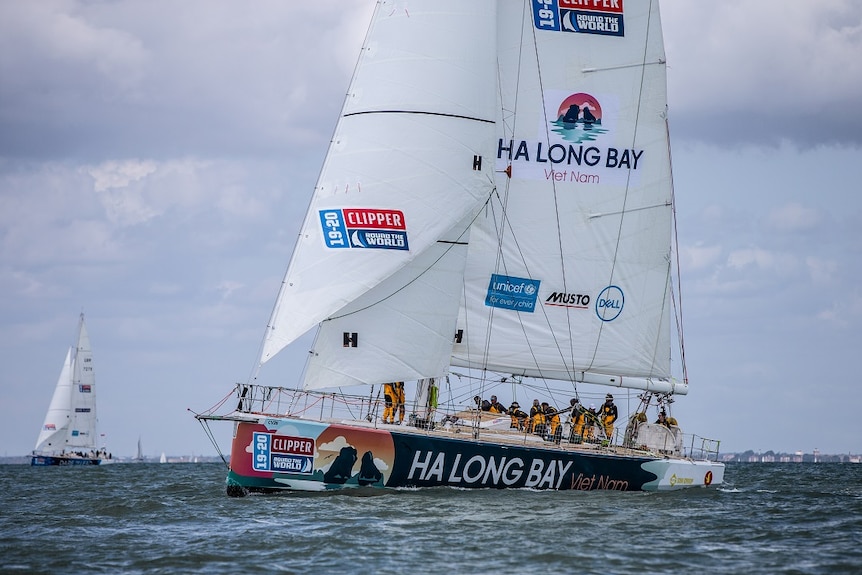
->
[571,408,586,426]
[600,402,617,423]
[489,401,506,414]
[393,382,406,403]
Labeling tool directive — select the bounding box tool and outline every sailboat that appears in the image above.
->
[32,314,110,466]
[196,0,724,494]
[132,437,145,462]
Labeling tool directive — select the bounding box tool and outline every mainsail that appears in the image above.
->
[34,348,73,453]
[261,0,686,395]
[452,1,681,393]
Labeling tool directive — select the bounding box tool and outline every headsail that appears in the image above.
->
[34,347,73,453]
[451,0,681,392]
[261,1,499,381]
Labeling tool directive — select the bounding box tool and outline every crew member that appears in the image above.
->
[583,404,599,442]
[569,398,586,443]
[393,381,406,424]
[487,395,506,414]
[382,382,396,424]
[543,403,562,442]
[599,393,618,442]
[507,402,528,430]
[528,399,544,434]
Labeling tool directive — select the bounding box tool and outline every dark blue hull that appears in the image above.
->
[225,416,724,494]
[31,455,101,466]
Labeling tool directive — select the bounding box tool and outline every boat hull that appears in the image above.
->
[225,417,724,495]
[31,455,101,466]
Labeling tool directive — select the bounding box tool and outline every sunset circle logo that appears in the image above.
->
[551,92,608,143]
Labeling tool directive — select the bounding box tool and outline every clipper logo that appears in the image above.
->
[319,208,409,251]
[595,285,624,321]
[533,0,625,37]
[252,432,315,474]
[486,274,541,313]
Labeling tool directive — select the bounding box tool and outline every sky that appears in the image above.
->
[1,0,860,459]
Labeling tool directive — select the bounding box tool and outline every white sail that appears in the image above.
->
[66,317,98,449]
[303,215,473,389]
[259,1,688,396]
[261,0,498,366]
[451,0,677,391]
[33,348,73,453]
[34,314,101,456]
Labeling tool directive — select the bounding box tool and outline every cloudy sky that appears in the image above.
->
[1,1,860,459]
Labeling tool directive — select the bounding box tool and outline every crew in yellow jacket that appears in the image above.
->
[393,381,406,424]
[543,403,562,442]
[382,382,396,424]
[599,394,618,442]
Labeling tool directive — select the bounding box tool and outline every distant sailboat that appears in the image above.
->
[159,452,167,464]
[32,314,110,466]
[132,437,145,462]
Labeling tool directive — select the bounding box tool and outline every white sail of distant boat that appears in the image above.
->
[133,437,144,462]
[197,0,724,495]
[159,452,167,464]
[32,313,109,466]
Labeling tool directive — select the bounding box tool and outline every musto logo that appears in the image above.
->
[319,208,409,251]
[252,432,315,474]
[486,274,541,313]
[595,285,624,322]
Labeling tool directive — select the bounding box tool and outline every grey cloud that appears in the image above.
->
[0,1,374,161]
[663,0,862,147]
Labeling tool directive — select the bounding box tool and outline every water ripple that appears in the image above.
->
[1,462,860,574]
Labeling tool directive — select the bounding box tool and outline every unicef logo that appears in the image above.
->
[524,284,536,296]
[550,92,608,144]
[595,285,624,322]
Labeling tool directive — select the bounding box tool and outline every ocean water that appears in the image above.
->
[1,462,860,574]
